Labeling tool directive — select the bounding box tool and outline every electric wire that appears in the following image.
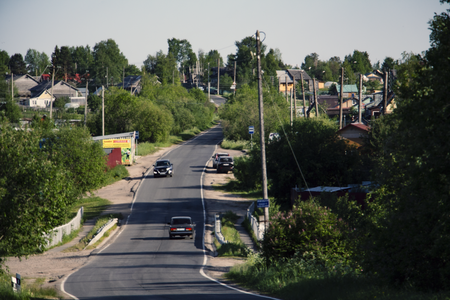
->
[261,76,312,199]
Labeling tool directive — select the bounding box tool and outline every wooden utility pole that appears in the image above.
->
[256,30,269,225]
[84,72,89,127]
[301,71,306,117]
[293,79,297,119]
[383,71,389,114]
[106,67,108,87]
[290,89,293,127]
[358,74,363,123]
[102,86,105,136]
[314,78,318,117]
[11,73,13,100]
[50,67,55,119]
[285,75,288,102]
[339,67,344,129]
[217,58,220,95]
[234,60,237,96]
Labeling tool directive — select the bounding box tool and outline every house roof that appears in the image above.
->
[117,75,142,89]
[337,122,369,133]
[277,69,312,83]
[336,84,359,93]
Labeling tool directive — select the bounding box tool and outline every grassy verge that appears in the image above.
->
[220,139,249,151]
[0,273,59,300]
[63,214,123,252]
[214,211,249,257]
[226,255,450,300]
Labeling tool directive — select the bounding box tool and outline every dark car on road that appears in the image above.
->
[153,159,173,178]
[217,156,234,173]
[212,152,229,168]
[167,216,195,239]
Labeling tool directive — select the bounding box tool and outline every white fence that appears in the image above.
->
[246,202,265,241]
[46,207,83,247]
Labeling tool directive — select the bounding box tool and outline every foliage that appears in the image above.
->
[167,38,197,73]
[261,200,352,266]
[220,139,248,150]
[40,126,108,195]
[24,49,50,76]
[8,53,27,74]
[143,50,179,85]
[344,50,372,75]
[266,117,367,206]
[0,50,9,75]
[91,39,128,86]
[216,211,249,257]
[0,125,76,259]
[219,84,289,141]
[70,45,93,75]
[359,2,450,290]
[134,99,173,142]
[0,97,22,123]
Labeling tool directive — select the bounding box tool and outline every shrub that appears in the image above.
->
[261,199,352,266]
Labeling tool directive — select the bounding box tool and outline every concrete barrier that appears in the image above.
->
[87,218,118,247]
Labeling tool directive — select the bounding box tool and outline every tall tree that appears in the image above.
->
[381,56,397,72]
[25,49,50,76]
[8,53,27,74]
[0,50,9,75]
[70,45,93,75]
[167,38,197,74]
[362,1,450,290]
[345,50,372,74]
[92,39,128,87]
[143,50,178,85]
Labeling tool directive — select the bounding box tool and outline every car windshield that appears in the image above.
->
[156,161,170,167]
[220,158,232,162]
[172,218,191,225]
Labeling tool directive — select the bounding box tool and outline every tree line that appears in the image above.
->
[220,1,450,293]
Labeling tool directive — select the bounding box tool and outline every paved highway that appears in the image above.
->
[63,126,268,299]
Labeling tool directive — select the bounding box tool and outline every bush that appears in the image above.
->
[261,199,352,266]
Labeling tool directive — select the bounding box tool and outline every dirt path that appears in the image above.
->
[4,143,255,297]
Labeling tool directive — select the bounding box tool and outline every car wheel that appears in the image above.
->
[169,234,173,239]
[190,233,194,239]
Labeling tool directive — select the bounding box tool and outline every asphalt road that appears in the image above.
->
[63,126,266,299]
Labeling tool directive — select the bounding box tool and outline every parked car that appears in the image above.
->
[167,216,195,239]
[153,159,173,178]
[212,152,229,168]
[217,156,234,173]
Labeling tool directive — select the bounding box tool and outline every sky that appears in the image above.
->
[0,0,448,69]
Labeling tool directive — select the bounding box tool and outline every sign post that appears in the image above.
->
[249,126,254,150]
[11,273,21,292]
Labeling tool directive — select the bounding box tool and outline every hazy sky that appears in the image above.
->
[1,0,448,68]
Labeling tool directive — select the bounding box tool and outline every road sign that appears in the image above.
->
[135,131,139,139]
[249,126,254,134]
[257,199,269,208]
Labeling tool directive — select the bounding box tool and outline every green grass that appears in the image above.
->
[64,214,122,252]
[221,139,249,151]
[215,211,249,257]
[226,255,450,300]
[103,164,129,186]
[0,272,59,300]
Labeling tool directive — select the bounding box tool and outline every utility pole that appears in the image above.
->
[339,67,344,129]
[123,67,125,90]
[383,71,389,115]
[106,67,108,87]
[11,73,13,100]
[301,71,306,118]
[285,75,288,102]
[234,60,237,96]
[314,78,318,117]
[358,74,363,123]
[102,86,105,136]
[217,58,220,95]
[256,30,269,226]
[84,71,89,127]
[290,88,293,127]
[208,62,210,100]
[50,66,55,120]
[293,78,297,119]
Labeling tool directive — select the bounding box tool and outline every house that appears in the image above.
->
[117,75,142,95]
[29,80,81,100]
[25,89,54,108]
[5,74,40,99]
[337,123,369,147]
[277,69,313,94]
[364,91,396,119]
[365,72,383,84]
[335,84,360,98]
